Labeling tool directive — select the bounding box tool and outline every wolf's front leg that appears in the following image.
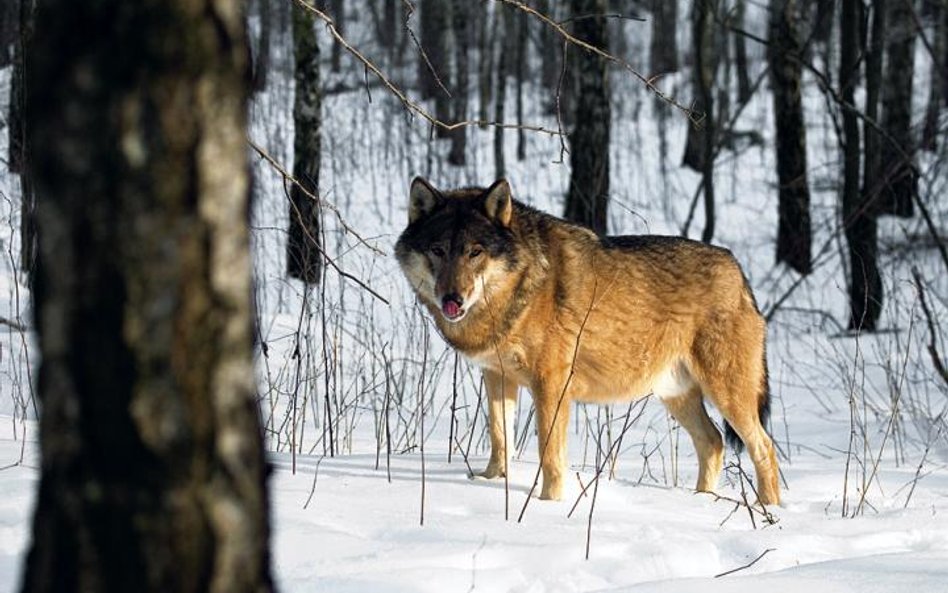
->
[479,369,518,479]
[535,389,571,500]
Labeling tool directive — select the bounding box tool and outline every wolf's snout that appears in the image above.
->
[441,293,464,321]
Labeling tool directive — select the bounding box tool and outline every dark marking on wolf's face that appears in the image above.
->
[396,178,519,323]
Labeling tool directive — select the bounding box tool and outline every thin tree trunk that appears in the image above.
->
[494,7,509,179]
[478,1,493,127]
[287,0,322,284]
[694,0,715,243]
[770,0,812,274]
[733,0,752,104]
[564,0,610,235]
[419,0,448,100]
[539,0,562,114]
[682,1,712,173]
[380,0,397,51]
[516,10,527,161]
[923,0,945,151]
[448,0,469,166]
[10,0,35,279]
[878,0,918,218]
[22,1,274,591]
[862,0,886,212]
[841,0,882,331]
[649,0,678,74]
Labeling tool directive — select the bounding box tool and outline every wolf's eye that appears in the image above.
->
[469,248,483,259]
[430,246,445,258]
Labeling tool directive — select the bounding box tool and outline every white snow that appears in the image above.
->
[2,2,948,592]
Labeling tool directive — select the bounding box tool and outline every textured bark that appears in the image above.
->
[770,0,812,275]
[841,0,882,331]
[649,0,678,74]
[448,0,469,166]
[21,1,274,591]
[877,0,918,217]
[287,0,323,284]
[564,0,611,235]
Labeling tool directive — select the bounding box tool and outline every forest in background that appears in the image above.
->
[1,0,948,590]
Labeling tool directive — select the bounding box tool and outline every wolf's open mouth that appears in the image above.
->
[441,299,465,321]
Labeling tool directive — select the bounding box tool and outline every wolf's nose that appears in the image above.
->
[442,293,463,307]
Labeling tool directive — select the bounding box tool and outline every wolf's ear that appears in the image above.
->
[483,178,513,227]
[409,177,442,223]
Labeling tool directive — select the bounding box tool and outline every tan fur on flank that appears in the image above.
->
[395,177,781,505]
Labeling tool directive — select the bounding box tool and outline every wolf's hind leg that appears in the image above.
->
[691,315,781,505]
[479,370,518,479]
[660,387,724,494]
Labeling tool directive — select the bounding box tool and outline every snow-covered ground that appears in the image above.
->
[2,3,948,592]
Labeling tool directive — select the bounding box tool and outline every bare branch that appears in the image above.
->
[294,0,563,135]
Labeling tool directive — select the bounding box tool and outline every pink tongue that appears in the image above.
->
[442,300,461,318]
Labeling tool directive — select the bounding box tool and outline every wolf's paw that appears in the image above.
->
[539,482,563,501]
[473,464,506,480]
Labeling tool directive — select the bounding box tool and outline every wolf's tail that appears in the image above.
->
[724,346,771,454]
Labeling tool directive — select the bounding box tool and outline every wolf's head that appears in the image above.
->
[395,177,517,323]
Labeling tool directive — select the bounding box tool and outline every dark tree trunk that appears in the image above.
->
[0,0,16,67]
[538,0,564,115]
[516,10,527,161]
[252,0,271,93]
[380,0,397,51]
[22,1,274,591]
[330,0,344,72]
[649,0,679,74]
[693,0,716,243]
[564,0,611,235]
[287,0,323,284]
[10,0,35,279]
[841,0,882,331]
[419,0,449,100]
[812,0,835,46]
[8,0,28,175]
[923,0,945,151]
[770,0,812,274]
[448,0,469,166]
[733,0,752,105]
[877,0,918,218]
[494,7,510,179]
[862,0,885,209]
[682,1,714,173]
[477,1,494,127]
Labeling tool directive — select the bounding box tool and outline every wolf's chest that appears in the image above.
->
[462,343,531,382]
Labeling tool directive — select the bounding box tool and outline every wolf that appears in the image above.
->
[395,177,780,505]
